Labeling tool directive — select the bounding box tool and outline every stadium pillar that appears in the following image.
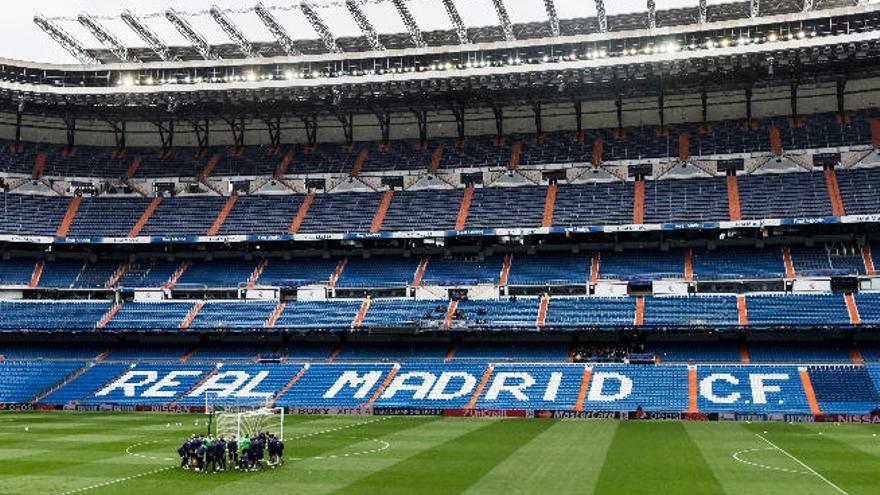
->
[13,109,22,151]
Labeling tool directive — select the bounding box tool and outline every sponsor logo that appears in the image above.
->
[288,407,372,416]
[647,412,684,421]
[372,407,443,416]
[683,412,710,421]
[0,403,34,411]
[821,414,880,424]
[443,409,530,418]
[548,410,626,420]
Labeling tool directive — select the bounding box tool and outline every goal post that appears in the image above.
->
[204,392,285,441]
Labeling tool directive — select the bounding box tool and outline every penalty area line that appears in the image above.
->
[755,433,848,495]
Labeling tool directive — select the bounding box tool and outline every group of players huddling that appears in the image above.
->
[178,432,284,473]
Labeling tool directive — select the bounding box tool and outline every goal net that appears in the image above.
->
[205,393,285,441]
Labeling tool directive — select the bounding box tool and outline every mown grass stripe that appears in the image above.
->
[331,419,553,495]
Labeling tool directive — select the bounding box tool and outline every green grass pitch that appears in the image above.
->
[1,412,879,494]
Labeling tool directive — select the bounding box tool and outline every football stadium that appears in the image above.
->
[1,0,880,492]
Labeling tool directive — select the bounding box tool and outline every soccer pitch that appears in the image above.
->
[1,412,879,494]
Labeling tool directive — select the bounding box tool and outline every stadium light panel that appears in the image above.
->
[595,0,608,33]
[345,0,384,51]
[301,1,342,53]
[390,0,426,48]
[33,14,99,65]
[166,9,217,60]
[441,0,469,44]
[254,3,301,56]
[121,10,175,61]
[647,0,656,30]
[209,5,256,58]
[77,13,135,63]
[543,0,560,37]
[490,0,516,42]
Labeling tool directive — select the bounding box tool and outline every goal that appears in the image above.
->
[205,393,285,441]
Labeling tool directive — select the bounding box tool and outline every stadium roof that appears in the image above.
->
[32,0,861,64]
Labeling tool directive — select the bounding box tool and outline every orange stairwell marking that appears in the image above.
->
[105,262,129,288]
[782,246,796,278]
[353,297,372,329]
[634,297,645,326]
[444,343,458,363]
[684,249,694,282]
[123,156,143,178]
[288,192,315,234]
[687,366,698,413]
[845,293,861,325]
[444,299,459,329]
[350,148,368,177]
[850,345,864,365]
[573,367,593,411]
[265,302,286,328]
[412,257,429,287]
[247,259,269,288]
[274,151,293,179]
[55,196,81,237]
[198,154,222,181]
[567,344,577,363]
[32,152,47,179]
[268,364,309,407]
[499,254,513,285]
[327,343,342,363]
[798,368,822,415]
[328,259,348,288]
[465,364,494,409]
[207,195,238,236]
[678,132,690,161]
[737,296,749,326]
[863,244,876,276]
[633,180,645,225]
[726,175,742,221]
[364,365,400,408]
[769,126,783,156]
[824,169,846,217]
[536,294,549,328]
[180,301,205,330]
[370,190,394,233]
[541,183,557,228]
[591,137,603,165]
[590,252,600,284]
[165,260,190,289]
[29,260,43,288]
[129,197,162,237]
[428,146,443,175]
[739,343,751,364]
[96,302,122,329]
[508,142,522,171]
[179,347,198,364]
[871,119,880,150]
[454,187,474,230]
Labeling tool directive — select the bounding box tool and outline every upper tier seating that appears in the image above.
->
[599,249,683,280]
[506,252,589,286]
[643,296,740,327]
[691,247,784,280]
[744,294,852,327]
[0,301,111,330]
[643,176,729,224]
[335,257,419,288]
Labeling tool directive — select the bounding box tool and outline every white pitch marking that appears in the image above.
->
[55,466,174,495]
[732,447,810,474]
[756,433,849,495]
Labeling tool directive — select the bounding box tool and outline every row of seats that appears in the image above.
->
[0,293,875,330]
[2,341,873,365]
[2,111,876,179]
[4,361,876,414]
[3,168,880,238]
[2,243,875,289]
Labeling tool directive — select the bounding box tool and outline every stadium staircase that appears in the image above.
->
[824,169,846,216]
[466,364,494,409]
[573,367,592,411]
[499,254,513,285]
[353,297,372,329]
[862,245,876,276]
[508,142,521,171]
[265,302,286,328]
[769,126,783,156]
[123,156,143,178]
[105,262,129,288]
[782,247,796,278]
[845,294,861,325]
[536,294,549,328]
[328,259,348,288]
[274,151,293,179]
[444,343,458,363]
[799,367,823,415]
[411,257,429,286]
[590,252,600,283]
[197,154,222,181]
[207,195,238,235]
[247,259,269,288]
[678,132,689,161]
[739,343,751,364]
[635,297,645,326]
[128,197,162,237]
[591,137,603,165]
[428,146,443,175]
[726,175,742,221]
[541,183,557,227]
[288,192,315,234]
[370,190,393,233]
[633,180,645,224]
[350,148,368,177]
[96,302,122,329]
[55,196,82,237]
[179,302,205,329]
[29,260,43,288]
[268,364,309,407]
[164,260,191,289]
[455,186,474,230]
[687,366,698,413]
[31,152,46,179]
